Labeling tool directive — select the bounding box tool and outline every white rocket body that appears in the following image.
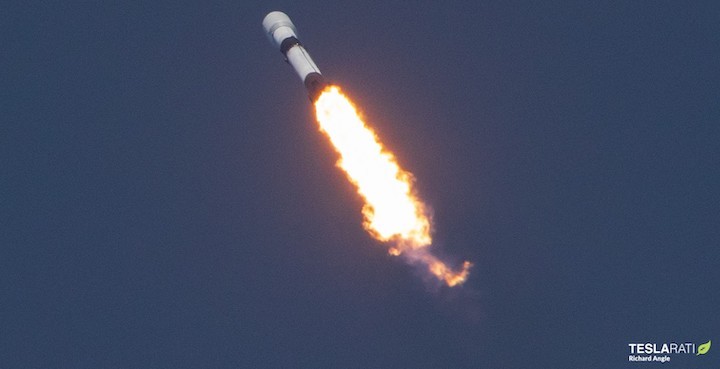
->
[263,11,327,101]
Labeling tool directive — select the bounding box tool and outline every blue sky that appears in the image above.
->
[2,1,719,368]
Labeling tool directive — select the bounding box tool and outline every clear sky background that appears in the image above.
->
[2,1,719,368]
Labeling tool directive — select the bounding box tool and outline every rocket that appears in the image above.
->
[263,11,328,101]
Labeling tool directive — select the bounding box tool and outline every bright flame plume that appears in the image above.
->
[314,86,471,287]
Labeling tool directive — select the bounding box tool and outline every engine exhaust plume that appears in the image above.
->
[262,12,471,286]
[315,86,472,287]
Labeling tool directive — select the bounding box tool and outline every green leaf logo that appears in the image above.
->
[697,340,711,355]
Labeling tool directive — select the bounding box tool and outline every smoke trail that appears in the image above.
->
[314,86,471,287]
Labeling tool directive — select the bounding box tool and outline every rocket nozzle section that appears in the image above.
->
[304,72,328,102]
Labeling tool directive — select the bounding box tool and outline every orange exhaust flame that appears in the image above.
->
[314,86,471,287]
